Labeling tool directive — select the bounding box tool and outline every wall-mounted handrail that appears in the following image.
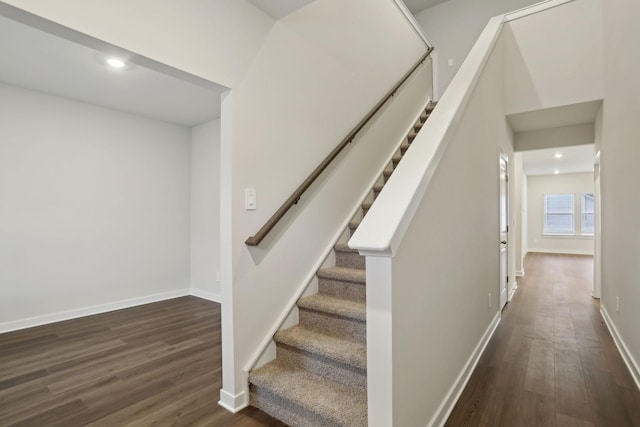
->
[245,47,434,246]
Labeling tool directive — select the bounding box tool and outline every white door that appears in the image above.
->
[499,155,509,310]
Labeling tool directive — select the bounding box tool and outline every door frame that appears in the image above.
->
[593,151,602,299]
[499,152,509,311]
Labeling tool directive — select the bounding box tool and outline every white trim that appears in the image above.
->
[542,233,594,239]
[218,388,249,413]
[392,0,433,48]
[431,51,440,101]
[601,306,640,391]
[244,93,434,374]
[508,282,518,301]
[504,0,575,22]
[527,249,593,256]
[190,288,221,303]
[516,270,525,277]
[0,289,191,334]
[429,312,501,427]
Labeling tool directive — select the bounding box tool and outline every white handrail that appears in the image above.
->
[349,0,579,257]
[349,14,505,256]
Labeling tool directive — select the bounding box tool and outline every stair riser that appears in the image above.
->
[319,277,365,302]
[276,345,366,392]
[298,309,366,343]
[250,387,340,427]
[334,250,366,270]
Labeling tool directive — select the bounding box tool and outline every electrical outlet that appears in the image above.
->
[616,296,620,312]
[488,293,492,309]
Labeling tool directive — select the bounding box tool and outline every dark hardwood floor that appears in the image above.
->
[0,296,285,426]
[3,254,639,426]
[446,253,640,427]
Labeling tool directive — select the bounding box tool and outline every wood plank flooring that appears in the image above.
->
[446,253,640,427]
[3,253,639,426]
[0,296,285,426]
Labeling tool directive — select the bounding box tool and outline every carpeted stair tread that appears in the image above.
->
[334,242,359,254]
[298,294,366,322]
[348,218,361,230]
[362,201,373,210]
[318,266,365,282]
[250,362,367,427]
[275,326,366,369]
[373,183,384,193]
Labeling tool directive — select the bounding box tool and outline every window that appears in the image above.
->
[544,194,575,234]
[582,193,595,234]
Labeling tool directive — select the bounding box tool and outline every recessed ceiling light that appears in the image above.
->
[554,153,563,159]
[106,57,126,69]
[554,170,560,174]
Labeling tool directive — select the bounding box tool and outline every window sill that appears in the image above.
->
[542,233,594,239]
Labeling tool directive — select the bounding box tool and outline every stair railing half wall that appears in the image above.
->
[244,46,434,246]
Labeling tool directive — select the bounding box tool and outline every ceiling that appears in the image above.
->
[508,101,600,176]
[247,0,318,19]
[506,100,601,133]
[403,0,450,14]
[0,13,225,127]
[522,144,595,176]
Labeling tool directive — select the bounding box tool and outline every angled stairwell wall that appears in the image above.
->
[221,0,432,409]
[247,103,436,426]
[349,0,607,424]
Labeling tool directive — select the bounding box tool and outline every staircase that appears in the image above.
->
[249,101,436,426]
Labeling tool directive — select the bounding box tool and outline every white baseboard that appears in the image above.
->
[0,289,191,334]
[516,269,525,277]
[508,283,518,302]
[527,249,593,256]
[191,288,221,303]
[600,306,640,391]
[429,312,501,427]
[218,388,249,413]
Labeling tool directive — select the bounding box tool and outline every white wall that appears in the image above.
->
[379,31,514,425]
[392,37,513,424]
[526,172,594,255]
[503,0,603,114]
[191,119,221,301]
[0,83,191,331]
[0,0,273,89]
[220,0,430,407]
[601,0,640,388]
[413,0,540,98]
[514,123,594,151]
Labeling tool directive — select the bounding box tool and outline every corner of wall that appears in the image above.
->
[600,305,640,391]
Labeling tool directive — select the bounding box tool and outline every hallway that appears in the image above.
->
[446,253,640,426]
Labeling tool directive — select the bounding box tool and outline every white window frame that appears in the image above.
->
[581,193,595,235]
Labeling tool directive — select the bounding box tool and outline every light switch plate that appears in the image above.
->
[245,188,257,210]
